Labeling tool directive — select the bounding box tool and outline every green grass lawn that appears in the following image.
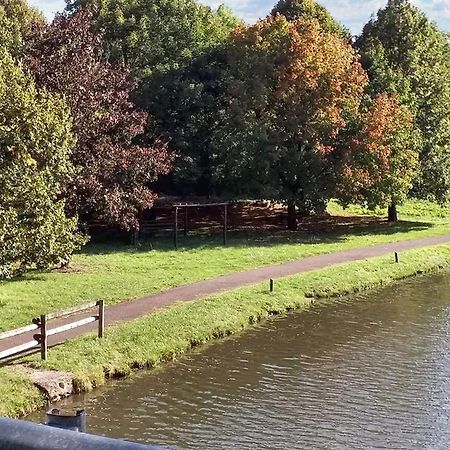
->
[0,200,449,332]
[3,242,450,418]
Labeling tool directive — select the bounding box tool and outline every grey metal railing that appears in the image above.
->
[0,417,166,450]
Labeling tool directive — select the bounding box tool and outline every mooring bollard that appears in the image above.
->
[46,408,87,432]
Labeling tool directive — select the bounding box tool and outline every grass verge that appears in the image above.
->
[2,243,450,418]
[1,202,450,331]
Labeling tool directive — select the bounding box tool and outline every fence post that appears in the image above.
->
[98,300,105,339]
[174,206,178,249]
[40,314,48,361]
[184,206,188,237]
[223,204,228,246]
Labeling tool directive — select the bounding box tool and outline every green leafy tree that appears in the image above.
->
[215,16,367,229]
[0,49,85,279]
[66,0,241,78]
[357,0,450,202]
[63,0,241,197]
[138,46,230,196]
[0,0,44,56]
[271,0,349,38]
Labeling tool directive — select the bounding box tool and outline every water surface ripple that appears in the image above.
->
[30,273,450,449]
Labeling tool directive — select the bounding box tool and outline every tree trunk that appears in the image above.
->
[388,203,398,222]
[287,200,297,231]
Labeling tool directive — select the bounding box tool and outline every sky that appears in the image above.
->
[29,0,450,35]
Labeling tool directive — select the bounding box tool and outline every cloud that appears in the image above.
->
[30,0,450,34]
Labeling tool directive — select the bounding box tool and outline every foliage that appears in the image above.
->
[357,0,450,202]
[63,0,241,197]
[24,8,173,230]
[271,0,349,38]
[338,94,420,210]
[138,46,231,196]
[0,0,44,57]
[66,0,242,78]
[0,49,85,279]
[214,16,367,226]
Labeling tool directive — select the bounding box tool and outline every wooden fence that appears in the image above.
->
[0,300,105,361]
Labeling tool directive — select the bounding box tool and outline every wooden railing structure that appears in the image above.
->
[173,202,229,249]
[0,300,105,361]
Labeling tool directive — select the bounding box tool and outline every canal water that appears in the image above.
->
[30,272,450,449]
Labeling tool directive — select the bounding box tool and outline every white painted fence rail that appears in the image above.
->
[0,300,105,361]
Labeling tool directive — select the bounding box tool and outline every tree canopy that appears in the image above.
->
[357,0,450,202]
[338,93,420,220]
[66,0,242,78]
[272,0,349,37]
[0,0,44,56]
[214,16,368,228]
[0,48,85,278]
[25,8,173,230]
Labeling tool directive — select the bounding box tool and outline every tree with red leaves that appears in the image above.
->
[25,8,172,230]
[338,94,420,221]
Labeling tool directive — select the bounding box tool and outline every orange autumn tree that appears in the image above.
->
[338,94,420,221]
[215,15,418,227]
[215,15,368,229]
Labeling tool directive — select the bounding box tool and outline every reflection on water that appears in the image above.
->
[29,272,450,449]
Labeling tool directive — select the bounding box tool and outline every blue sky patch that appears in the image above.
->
[29,0,450,35]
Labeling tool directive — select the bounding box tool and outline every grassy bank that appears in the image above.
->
[2,243,450,418]
[1,200,450,332]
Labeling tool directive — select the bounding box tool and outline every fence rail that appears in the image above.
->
[0,300,105,361]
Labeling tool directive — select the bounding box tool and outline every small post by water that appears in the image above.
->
[395,252,399,263]
[98,300,105,339]
[270,279,274,292]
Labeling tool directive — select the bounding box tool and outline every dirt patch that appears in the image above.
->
[140,199,388,235]
[51,263,88,274]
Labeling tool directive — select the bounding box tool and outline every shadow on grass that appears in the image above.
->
[79,217,434,256]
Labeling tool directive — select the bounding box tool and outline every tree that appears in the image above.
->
[337,94,420,221]
[0,0,44,56]
[66,0,241,78]
[138,46,231,196]
[214,16,368,229]
[24,8,172,230]
[0,48,85,279]
[271,0,349,38]
[357,0,450,203]
[63,0,241,198]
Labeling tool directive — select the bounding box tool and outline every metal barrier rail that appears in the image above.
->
[0,300,105,361]
[0,417,165,450]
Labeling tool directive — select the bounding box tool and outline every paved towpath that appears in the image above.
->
[2,233,450,359]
